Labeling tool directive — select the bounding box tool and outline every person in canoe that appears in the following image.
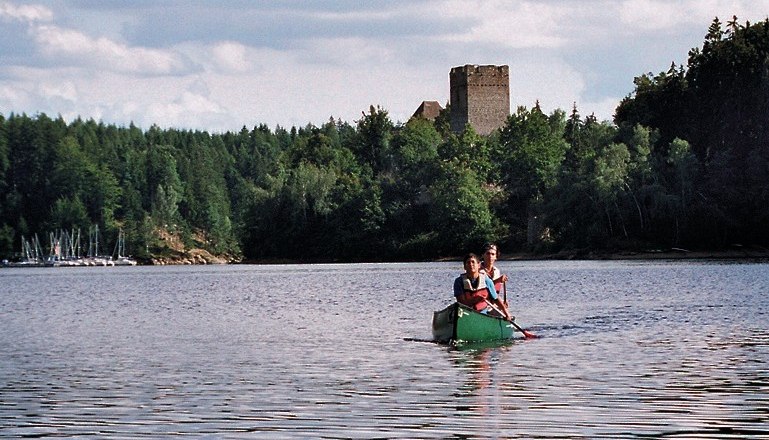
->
[480,242,508,298]
[454,252,512,320]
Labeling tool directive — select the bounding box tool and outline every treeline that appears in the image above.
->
[1,17,767,262]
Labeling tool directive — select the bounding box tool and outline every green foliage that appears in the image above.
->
[49,196,89,231]
[616,16,769,246]
[429,165,496,254]
[614,63,688,146]
[439,125,494,181]
[392,117,441,182]
[355,106,394,174]
[1,17,768,261]
[496,105,568,246]
[0,224,13,257]
[0,115,8,192]
[146,144,182,227]
[500,105,568,200]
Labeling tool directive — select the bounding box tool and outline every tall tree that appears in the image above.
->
[429,164,496,254]
[355,106,394,174]
[498,105,568,245]
[146,144,182,228]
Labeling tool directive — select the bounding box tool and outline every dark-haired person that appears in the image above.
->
[480,242,508,298]
[453,253,512,320]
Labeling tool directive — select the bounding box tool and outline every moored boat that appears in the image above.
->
[111,228,137,266]
[432,302,518,343]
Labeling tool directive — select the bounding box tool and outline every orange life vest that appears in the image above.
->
[481,265,504,294]
[457,273,491,312]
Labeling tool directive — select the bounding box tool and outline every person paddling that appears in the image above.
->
[480,242,508,299]
[454,253,512,321]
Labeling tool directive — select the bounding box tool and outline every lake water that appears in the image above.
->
[1,260,768,438]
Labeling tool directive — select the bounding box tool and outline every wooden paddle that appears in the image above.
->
[502,281,507,306]
[484,298,537,339]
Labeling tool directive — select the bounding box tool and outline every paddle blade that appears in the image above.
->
[511,321,537,339]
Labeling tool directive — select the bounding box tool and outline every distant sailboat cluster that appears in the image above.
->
[2,226,137,267]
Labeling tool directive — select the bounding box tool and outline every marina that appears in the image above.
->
[2,226,136,267]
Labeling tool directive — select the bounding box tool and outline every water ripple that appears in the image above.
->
[1,262,768,438]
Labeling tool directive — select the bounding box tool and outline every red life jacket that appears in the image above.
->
[457,273,491,312]
[481,265,504,294]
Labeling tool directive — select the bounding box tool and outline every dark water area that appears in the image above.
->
[1,260,768,438]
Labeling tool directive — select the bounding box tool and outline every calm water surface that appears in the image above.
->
[1,260,768,438]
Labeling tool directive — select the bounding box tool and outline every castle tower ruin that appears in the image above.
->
[449,65,510,135]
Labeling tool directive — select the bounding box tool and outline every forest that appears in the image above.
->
[1,17,768,263]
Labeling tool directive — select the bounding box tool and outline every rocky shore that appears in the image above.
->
[149,248,239,265]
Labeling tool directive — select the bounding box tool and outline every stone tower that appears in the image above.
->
[449,65,510,135]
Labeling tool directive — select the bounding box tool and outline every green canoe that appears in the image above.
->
[432,302,517,343]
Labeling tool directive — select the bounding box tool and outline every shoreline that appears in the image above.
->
[5,248,768,267]
[498,247,769,262]
[240,247,769,265]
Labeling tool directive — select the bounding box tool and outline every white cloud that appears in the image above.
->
[306,36,400,66]
[618,0,690,31]
[210,41,251,73]
[0,82,31,109]
[5,0,769,132]
[507,55,587,114]
[580,96,623,122]
[618,0,769,32]
[0,1,52,22]
[32,24,190,75]
[38,79,77,103]
[144,89,226,129]
[438,0,568,48]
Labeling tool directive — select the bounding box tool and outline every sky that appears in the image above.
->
[1,1,768,133]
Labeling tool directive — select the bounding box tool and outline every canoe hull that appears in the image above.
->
[432,302,516,343]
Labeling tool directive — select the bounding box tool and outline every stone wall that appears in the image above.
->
[449,65,510,135]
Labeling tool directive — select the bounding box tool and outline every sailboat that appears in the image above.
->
[111,228,137,266]
[9,234,45,266]
[84,225,112,266]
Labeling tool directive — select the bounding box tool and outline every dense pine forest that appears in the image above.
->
[1,17,768,263]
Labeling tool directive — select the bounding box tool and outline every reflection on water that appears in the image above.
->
[1,261,768,438]
[449,341,512,427]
